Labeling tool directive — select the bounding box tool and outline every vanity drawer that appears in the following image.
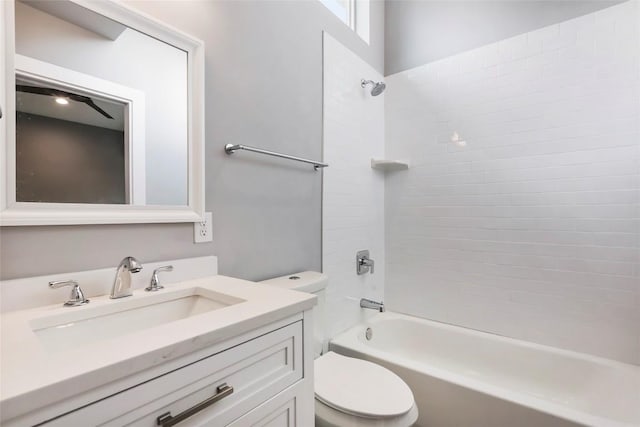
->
[43,321,302,426]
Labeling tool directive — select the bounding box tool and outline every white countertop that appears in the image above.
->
[0,274,316,422]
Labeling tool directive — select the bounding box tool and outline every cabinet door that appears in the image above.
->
[44,321,302,426]
[251,400,295,427]
[228,392,297,427]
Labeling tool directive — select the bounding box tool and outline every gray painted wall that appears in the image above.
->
[0,0,384,280]
[384,0,626,75]
[16,112,126,204]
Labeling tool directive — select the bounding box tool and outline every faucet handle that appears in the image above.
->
[356,250,375,275]
[49,280,90,307]
[146,265,173,292]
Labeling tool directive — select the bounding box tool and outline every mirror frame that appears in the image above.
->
[0,0,205,226]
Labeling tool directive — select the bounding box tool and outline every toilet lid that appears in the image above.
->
[314,352,415,418]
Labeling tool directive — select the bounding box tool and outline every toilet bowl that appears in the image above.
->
[260,272,418,426]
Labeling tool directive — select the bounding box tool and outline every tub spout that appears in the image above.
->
[360,298,385,312]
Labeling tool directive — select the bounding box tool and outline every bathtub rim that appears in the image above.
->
[329,311,640,427]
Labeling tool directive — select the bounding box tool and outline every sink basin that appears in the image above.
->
[30,287,245,352]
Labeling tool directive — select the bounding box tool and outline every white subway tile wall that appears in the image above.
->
[323,33,386,338]
[385,1,640,364]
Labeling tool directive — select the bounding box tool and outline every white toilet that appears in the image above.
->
[261,272,418,427]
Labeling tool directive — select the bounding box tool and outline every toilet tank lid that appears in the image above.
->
[259,271,328,293]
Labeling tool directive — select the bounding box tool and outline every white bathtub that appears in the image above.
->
[329,312,640,427]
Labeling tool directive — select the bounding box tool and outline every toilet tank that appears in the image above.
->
[260,271,328,357]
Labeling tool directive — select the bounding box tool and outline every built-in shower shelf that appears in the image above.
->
[371,159,409,171]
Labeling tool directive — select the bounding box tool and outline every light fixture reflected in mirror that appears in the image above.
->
[55,97,68,105]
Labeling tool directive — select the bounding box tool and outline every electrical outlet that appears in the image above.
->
[194,212,213,243]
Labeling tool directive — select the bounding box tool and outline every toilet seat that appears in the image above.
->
[314,352,415,419]
[315,398,419,427]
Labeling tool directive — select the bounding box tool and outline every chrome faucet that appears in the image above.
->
[356,250,375,275]
[111,256,142,299]
[360,298,385,312]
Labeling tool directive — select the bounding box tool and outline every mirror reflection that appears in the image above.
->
[14,0,189,206]
[16,78,127,204]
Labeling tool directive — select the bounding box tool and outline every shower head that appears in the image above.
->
[361,79,386,96]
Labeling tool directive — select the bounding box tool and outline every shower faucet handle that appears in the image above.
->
[356,250,375,275]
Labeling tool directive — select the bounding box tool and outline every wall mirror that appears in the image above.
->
[0,0,204,225]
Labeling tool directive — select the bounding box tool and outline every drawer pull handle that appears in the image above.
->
[156,383,234,427]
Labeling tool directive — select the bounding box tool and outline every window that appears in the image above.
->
[321,0,352,25]
[320,0,370,44]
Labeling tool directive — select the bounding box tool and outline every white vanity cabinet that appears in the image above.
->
[1,269,316,426]
[34,320,307,427]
